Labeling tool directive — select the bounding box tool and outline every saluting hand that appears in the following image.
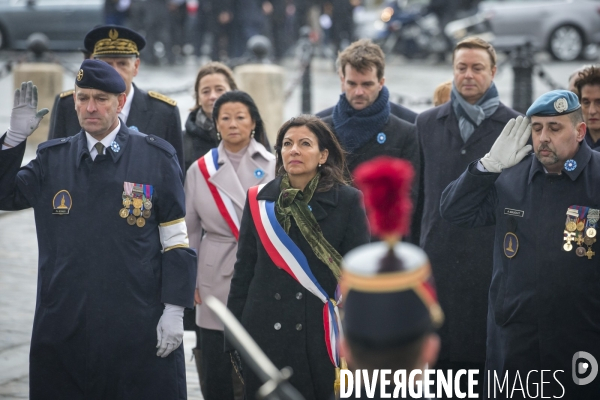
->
[480,115,533,173]
[4,81,49,148]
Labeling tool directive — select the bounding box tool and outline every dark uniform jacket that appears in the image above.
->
[0,126,196,399]
[322,114,420,243]
[317,101,418,124]
[47,83,185,172]
[227,178,370,400]
[415,101,519,365]
[440,142,600,399]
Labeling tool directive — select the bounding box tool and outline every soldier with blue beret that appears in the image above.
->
[440,90,600,398]
[48,25,185,174]
[0,60,196,399]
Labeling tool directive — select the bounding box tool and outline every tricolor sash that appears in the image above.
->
[197,148,240,240]
[248,184,343,368]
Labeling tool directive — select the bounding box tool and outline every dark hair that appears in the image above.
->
[274,115,348,192]
[212,90,271,151]
[575,66,600,100]
[337,39,385,81]
[453,37,497,69]
[193,62,238,111]
[346,335,426,372]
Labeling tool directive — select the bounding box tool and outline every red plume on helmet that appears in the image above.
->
[353,156,415,240]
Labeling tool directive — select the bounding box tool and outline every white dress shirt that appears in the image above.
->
[86,121,121,160]
[119,85,135,125]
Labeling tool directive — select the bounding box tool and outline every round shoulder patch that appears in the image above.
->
[504,232,518,258]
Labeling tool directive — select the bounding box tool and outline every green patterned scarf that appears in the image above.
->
[275,174,343,281]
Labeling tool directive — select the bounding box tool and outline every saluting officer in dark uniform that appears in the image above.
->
[0,62,196,399]
[48,25,185,173]
[441,91,600,399]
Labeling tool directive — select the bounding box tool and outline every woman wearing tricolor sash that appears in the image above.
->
[184,91,275,400]
[227,115,370,399]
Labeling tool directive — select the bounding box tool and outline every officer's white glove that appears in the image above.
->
[4,81,49,148]
[480,115,532,173]
[156,303,184,358]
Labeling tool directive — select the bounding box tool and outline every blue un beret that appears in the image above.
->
[526,90,581,117]
[75,59,126,94]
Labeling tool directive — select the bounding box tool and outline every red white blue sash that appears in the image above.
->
[248,184,343,368]
[197,148,240,240]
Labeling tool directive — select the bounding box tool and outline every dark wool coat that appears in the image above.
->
[182,109,219,172]
[316,101,418,124]
[322,114,420,243]
[0,127,196,400]
[440,143,600,399]
[227,177,370,400]
[47,83,185,173]
[415,101,520,365]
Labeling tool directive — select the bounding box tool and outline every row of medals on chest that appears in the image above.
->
[119,191,152,227]
[563,208,598,259]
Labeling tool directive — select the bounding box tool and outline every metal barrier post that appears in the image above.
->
[511,43,534,115]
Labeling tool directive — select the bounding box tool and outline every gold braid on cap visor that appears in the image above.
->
[340,262,444,327]
[93,38,139,57]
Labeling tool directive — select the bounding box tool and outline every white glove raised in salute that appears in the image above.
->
[156,303,184,358]
[4,81,49,148]
[480,115,533,173]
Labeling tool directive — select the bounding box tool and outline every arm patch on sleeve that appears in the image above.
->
[159,218,189,251]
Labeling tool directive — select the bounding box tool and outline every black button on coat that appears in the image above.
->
[227,177,370,400]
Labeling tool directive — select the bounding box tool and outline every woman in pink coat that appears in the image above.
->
[184,90,275,400]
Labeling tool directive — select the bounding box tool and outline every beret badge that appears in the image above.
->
[77,69,84,82]
[554,98,568,113]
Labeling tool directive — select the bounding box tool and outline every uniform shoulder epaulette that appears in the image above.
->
[38,137,71,151]
[148,91,177,106]
[145,135,176,156]
[59,89,74,98]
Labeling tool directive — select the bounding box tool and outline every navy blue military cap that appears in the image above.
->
[526,90,581,117]
[75,59,126,94]
[84,25,146,57]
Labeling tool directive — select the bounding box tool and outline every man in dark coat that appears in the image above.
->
[574,65,600,150]
[415,37,519,396]
[47,25,185,173]
[0,63,196,399]
[320,39,420,241]
[440,91,600,399]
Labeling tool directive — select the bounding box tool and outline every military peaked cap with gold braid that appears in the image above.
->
[341,157,444,349]
[84,25,146,58]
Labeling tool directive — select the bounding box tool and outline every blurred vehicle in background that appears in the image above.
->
[0,0,102,51]
[372,0,449,59]
[478,0,600,61]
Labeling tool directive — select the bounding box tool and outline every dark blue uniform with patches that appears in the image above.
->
[0,125,196,399]
[440,142,600,399]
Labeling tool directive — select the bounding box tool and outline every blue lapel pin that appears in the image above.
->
[254,168,264,179]
[129,126,139,132]
[377,132,386,144]
[110,141,120,153]
[564,159,577,172]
